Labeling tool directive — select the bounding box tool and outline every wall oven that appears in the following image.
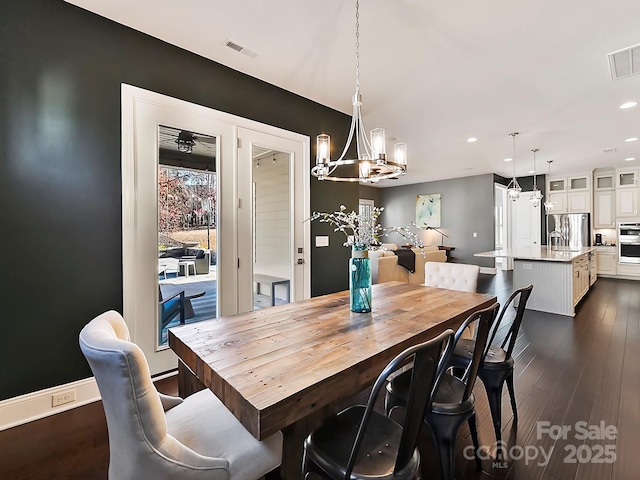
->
[619,223,640,264]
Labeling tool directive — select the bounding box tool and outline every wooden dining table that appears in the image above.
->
[169,281,496,480]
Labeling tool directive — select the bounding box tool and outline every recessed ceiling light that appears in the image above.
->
[620,101,638,109]
[625,137,638,142]
[504,158,512,162]
[528,170,535,174]
[467,137,478,143]
[625,157,636,161]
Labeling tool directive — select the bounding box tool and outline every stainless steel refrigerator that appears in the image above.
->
[546,213,591,250]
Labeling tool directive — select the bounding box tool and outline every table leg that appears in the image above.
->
[280,403,336,480]
[178,360,206,398]
[271,283,276,306]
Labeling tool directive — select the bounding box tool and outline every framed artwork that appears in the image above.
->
[416,194,441,228]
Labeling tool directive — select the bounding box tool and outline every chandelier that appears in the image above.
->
[311,0,407,183]
[506,132,522,201]
[530,148,543,207]
[544,160,555,212]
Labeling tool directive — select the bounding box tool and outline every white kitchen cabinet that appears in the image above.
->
[547,173,591,215]
[589,252,597,285]
[616,167,638,188]
[616,188,639,217]
[572,255,589,306]
[594,190,616,228]
[569,175,591,191]
[567,191,590,213]
[594,173,615,190]
[596,247,617,275]
[548,177,566,192]
[547,192,567,213]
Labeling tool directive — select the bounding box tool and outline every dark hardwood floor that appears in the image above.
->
[0,273,638,479]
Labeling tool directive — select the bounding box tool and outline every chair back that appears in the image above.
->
[487,284,533,358]
[451,303,500,401]
[424,262,480,293]
[345,329,455,478]
[79,311,171,477]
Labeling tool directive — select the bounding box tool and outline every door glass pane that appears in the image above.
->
[252,147,291,310]
[157,125,218,347]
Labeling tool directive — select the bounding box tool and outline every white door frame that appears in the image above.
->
[122,84,310,374]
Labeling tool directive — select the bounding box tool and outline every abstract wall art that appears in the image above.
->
[415,194,441,228]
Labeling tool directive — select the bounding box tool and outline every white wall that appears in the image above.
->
[253,152,290,294]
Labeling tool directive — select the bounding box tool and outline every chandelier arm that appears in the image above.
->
[337,103,360,162]
[355,104,373,158]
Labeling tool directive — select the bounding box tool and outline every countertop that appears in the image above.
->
[475,246,596,262]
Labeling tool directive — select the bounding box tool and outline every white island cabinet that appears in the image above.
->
[476,247,596,317]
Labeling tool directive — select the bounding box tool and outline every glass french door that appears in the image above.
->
[122,85,310,375]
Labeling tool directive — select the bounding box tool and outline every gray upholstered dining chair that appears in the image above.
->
[79,310,282,480]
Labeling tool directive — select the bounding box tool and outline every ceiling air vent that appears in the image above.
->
[223,39,258,59]
[608,43,640,80]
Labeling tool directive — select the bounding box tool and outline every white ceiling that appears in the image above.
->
[65,0,640,186]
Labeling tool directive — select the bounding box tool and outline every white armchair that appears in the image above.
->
[79,310,282,480]
[423,262,480,293]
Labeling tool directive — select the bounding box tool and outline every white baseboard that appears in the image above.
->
[0,378,101,432]
[480,267,497,275]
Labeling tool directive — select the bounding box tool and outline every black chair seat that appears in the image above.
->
[304,405,418,480]
[387,371,474,415]
[452,339,508,366]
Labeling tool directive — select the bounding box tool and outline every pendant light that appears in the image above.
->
[544,160,555,213]
[530,148,543,207]
[311,0,407,183]
[506,132,522,201]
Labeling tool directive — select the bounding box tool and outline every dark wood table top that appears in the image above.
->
[169,281,496,441]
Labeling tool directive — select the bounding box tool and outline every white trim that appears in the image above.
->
[480,266,497,275]
[0,378,100,432]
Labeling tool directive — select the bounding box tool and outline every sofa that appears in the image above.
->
[159,246,211,275]
[369,244,447,285]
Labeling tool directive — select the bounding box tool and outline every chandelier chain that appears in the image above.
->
[510,132,518,177]
[355,0,360,92]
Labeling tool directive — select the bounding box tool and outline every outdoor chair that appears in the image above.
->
[159,287,185,341]
[302,329,455,480]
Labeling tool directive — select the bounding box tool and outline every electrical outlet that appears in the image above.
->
[51,389,76,407]
[473,232,478,238]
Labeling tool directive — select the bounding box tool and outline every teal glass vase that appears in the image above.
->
[349,246,372,313]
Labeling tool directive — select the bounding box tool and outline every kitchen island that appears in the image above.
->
[475,246,597,316]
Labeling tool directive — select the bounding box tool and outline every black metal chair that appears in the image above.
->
[449,284,533,446]
[302,329,456,480]
[385,303,500,480]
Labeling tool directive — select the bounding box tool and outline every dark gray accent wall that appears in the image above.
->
[0,0,357,400]
[378,174,496,267]
[359,185,385,207]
